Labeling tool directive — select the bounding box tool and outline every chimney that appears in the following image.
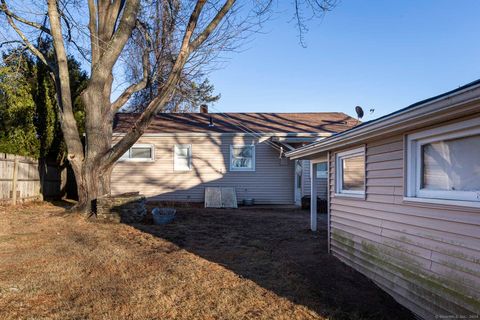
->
[200,104,208,113]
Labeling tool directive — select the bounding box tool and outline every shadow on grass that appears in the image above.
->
[131,207,414,320]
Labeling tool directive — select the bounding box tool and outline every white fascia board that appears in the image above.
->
[286,84,480,160]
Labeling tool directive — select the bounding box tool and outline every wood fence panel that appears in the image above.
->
[0,153,62,204]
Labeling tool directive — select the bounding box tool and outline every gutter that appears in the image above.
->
[286,80,480,159]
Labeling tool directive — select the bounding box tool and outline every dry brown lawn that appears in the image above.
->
[0,202,413,320]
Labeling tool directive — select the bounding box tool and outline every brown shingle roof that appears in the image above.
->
[113,112,359,134]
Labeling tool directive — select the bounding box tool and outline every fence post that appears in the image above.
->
[11,157,19,205]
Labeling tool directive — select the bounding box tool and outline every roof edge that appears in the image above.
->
[286,79,480,159]
[113,132,333,138]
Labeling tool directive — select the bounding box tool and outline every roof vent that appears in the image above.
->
[208,116,214,127]
[200,104,208,113]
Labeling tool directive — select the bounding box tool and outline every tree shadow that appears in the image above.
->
[130,207,414,320]
[109,114,412,318]
[111,132,297,205]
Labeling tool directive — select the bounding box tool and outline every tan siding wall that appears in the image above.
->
[302,160,328,199]
[328,119,480,318]
[111,135,295,204]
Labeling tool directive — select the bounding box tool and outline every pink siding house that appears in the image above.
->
[287,79,480,318]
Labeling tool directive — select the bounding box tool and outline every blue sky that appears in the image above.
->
[208,0,480,120]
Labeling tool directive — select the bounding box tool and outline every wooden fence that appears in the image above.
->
[0,153,63,204]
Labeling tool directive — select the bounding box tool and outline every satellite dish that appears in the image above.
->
[355,106,364,120]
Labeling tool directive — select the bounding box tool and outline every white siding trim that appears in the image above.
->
[402,196,480,208]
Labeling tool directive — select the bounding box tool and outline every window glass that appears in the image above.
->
[131,147,152,159]
[316,161,328,178]
[342,155,365,191]
[335,148,365,196]
[175,146,190,158]
[422,134,480,192]
[231,145,254,170]
[117,144,153,161]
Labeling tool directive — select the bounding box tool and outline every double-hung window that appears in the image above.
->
[174,144,192,171]
[335,147,365,197]
[406,118,480,207]
[230,145,255,171]
[118,144,154,162]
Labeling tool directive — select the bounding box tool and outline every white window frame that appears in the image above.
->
[174,144,192,171]
[335,146,365,198]
[316,161,328,178]
[230,145,255,172]
[405,118,480,208]
[118,144,155,162]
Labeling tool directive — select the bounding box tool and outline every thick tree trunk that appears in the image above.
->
[71,157,114,214]
[71,80,116,214]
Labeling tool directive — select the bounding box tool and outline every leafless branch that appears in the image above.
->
[0,39,24,49]
[189,0,235,50]
[110,20,152,112]
[0,1,51,34]
[0,0,52,68]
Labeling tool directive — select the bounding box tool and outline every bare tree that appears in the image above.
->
[0,0,335,213]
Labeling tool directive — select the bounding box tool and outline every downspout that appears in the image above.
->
[327,150,331,254]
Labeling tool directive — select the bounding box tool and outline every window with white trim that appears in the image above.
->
[406,118,480,206]
[335,147,365,196]
[118,144,154,162]
[174,144,192,171]
[316,161,328,178]
[230,145,255,171]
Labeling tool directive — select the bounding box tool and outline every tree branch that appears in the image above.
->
[105,0,213,165]
[93,0,140,76]
[189,0,236,51]
[87,0,99,66]
[47,0,84,161]
[0,0,51,68]
[58,7,91,62]
[0,39,24,49]
[110,35,150,111]
[0,1,51,34]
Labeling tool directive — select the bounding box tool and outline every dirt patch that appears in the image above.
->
[0,203,413,319]
[137,207,414,320]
